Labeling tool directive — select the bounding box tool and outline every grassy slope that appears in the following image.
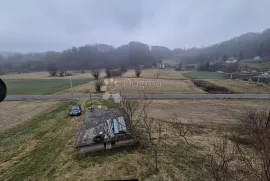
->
[183,71,225,79]
[4,79,91,95]
[0,99,212,181]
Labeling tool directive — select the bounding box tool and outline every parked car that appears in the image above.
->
[69,105,82,116]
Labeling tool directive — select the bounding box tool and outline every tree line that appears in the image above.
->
[0,28,270,75]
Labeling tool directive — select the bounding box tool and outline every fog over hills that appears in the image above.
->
[1,0,270,52]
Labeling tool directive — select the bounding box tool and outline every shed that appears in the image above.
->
[75,108,135,154]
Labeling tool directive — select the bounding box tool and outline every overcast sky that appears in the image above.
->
[0,0,269,52]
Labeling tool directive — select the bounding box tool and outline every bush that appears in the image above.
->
[48,61,58,76]
[95,79,104,92]
[66,73,73,76]
[105,68,123,77]
[154,72,160,79]
[49,71,57,76]
[135,67,142,77]
[232,109,270,181]
[91,69,100,80]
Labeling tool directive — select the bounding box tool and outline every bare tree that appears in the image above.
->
[95,79,104,92]
[135,67,142,77]
[120,97,151,141]
[48,61,58,76]
[142,118,163,171]
[207,135,236,181]
[120,97,165,171]
[233,109,270,181]
[91,69,100,80]
[170,114,192,144]
[120,98,139,124]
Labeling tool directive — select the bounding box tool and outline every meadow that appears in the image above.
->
[1,99,270,180]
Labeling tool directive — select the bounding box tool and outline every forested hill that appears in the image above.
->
[0,29,270,73]
[197,28,270,61]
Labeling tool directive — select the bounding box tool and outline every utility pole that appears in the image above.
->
[70,77,74,95]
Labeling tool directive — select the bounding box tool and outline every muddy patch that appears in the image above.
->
[192,80,237,94]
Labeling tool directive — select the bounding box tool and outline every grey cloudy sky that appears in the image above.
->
[0,0,269,52]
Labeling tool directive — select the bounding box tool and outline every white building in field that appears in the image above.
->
[253,56,261,60]
[157,63,165,69]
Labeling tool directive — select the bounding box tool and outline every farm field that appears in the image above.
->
[183,71,225,79]
[0,71,101,80]
[123,69,188,80]
[0,100,59,131]
[1,69,270,95]
[4,79,91,95]
[206,79,270,93]
[59,77,204,94]
[1,99,270,180]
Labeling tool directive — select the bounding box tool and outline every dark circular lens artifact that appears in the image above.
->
[0,78,7,102]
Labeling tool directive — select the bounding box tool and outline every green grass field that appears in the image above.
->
[183,71,225,79]
[4,79,91,95]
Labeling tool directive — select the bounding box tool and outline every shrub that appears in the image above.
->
[135,67,142,77]
[95,79,104,92]
[232,109,270,181]
[65,73,73,76]
[154,72,160,79]
[91,69,100,80]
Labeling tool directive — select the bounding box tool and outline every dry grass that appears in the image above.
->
[123,69,188,80]
[1,99,270,180]
[2,69,187,80]
[148,99,270,121]
[206,79,270,94]
[0,100,59,131]
[59,77,204,94]
[147,99,270,148]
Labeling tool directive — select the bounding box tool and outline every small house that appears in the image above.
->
[253,56,261,60]
[240,66,258,73]
[75,108,135,154]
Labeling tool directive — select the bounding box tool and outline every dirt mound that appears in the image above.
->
[192,80,237,94]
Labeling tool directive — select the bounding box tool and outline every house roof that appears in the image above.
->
[75,108,133,148]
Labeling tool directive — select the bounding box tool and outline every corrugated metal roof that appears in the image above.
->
[75,108,133,148]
